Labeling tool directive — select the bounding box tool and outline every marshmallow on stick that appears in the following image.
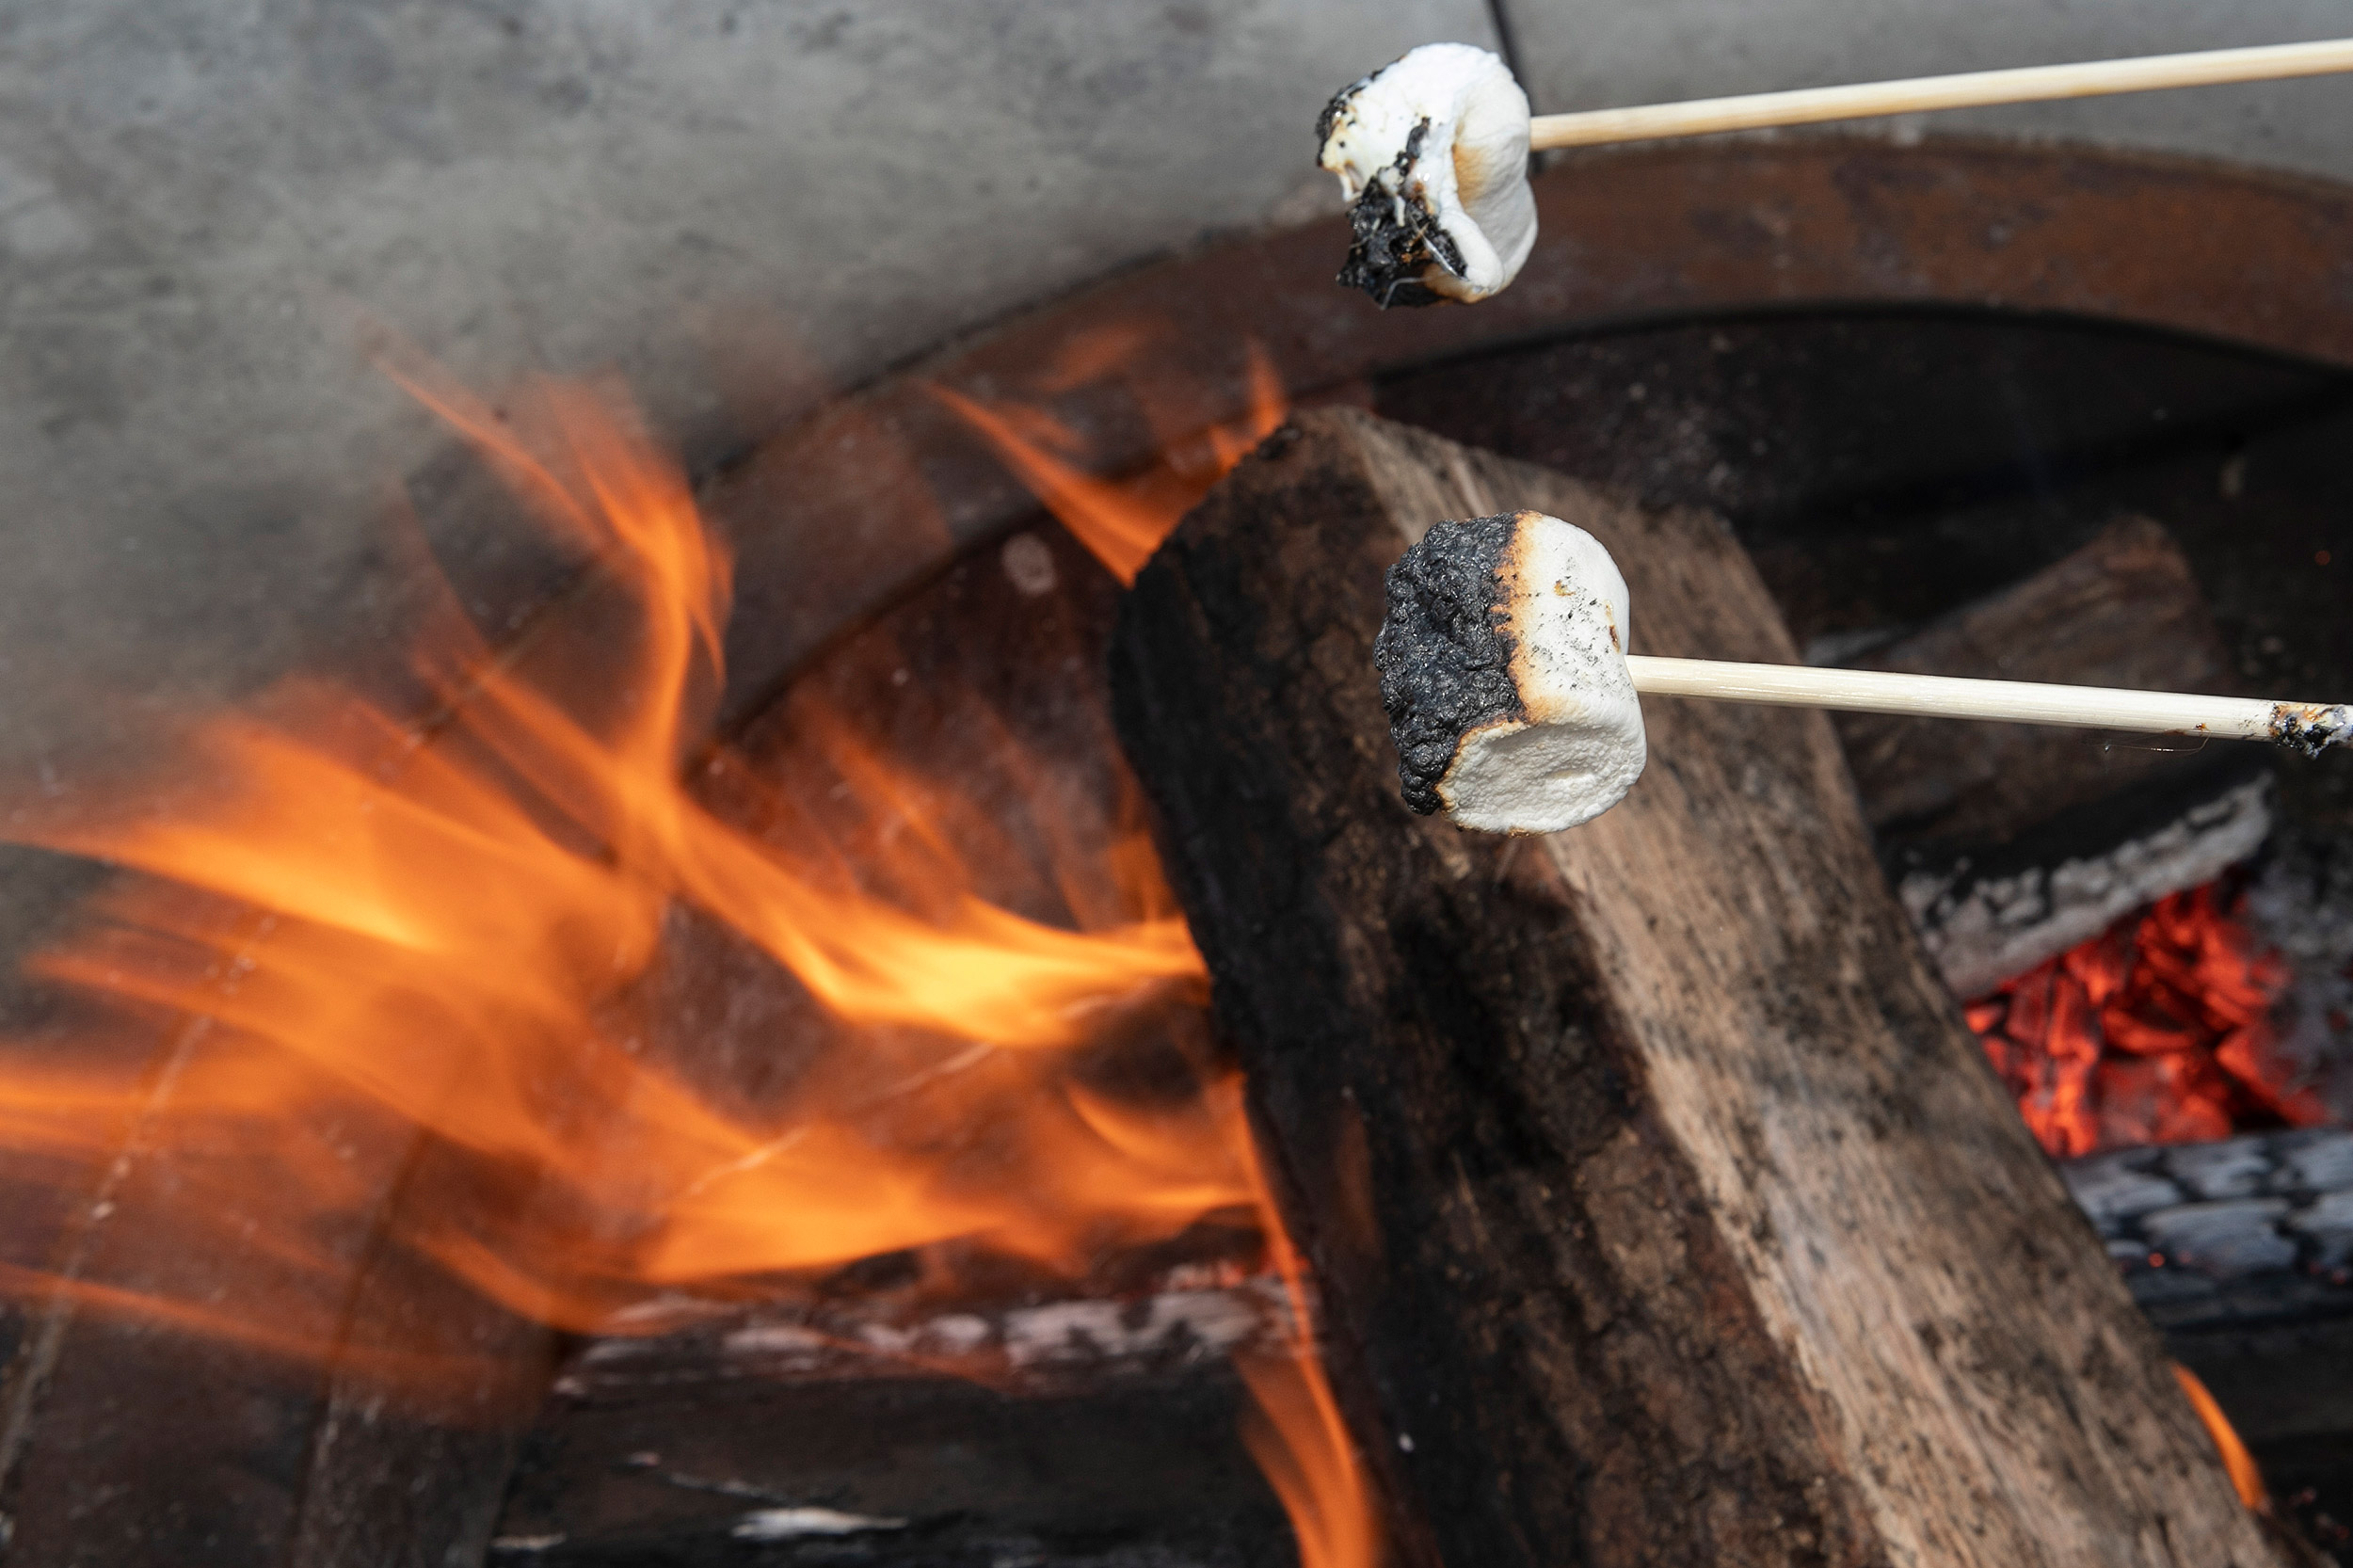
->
[1376,510,2350,834]
[1316,42,1536,305]
[1320,37,2353,307]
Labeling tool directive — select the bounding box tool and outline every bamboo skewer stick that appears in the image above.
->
[1530,38,2353,151]
[1624,655,2349,754]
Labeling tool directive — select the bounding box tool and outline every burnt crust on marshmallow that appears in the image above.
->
[1375,512,1525,813]
[1317,43,1536,309]
[1380,508,1647,834]
[1335,121,1462,309]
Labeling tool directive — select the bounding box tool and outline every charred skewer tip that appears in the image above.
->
[1377,511,2349,835]
[2274,702,2353,757]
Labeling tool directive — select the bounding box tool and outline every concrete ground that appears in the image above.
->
[0,0,2348,794]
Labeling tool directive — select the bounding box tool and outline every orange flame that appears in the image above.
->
[929,337,1286,584]
[0,365,1376,1568]
[1228,1078,1385,1568]
[2173,1363,2269,1512]
[1966,884,2322,1158]
[4,373,1232,1332]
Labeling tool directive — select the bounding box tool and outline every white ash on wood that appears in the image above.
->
[553,1277,1292,1404]
[1110,408,2287,1568]
[1902,771,2273,999]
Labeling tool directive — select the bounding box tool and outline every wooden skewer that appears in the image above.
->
[1624,655,2349,754]
[1530,37,2353,151]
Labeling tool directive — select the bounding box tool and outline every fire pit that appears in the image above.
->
[0,137,2349,1567]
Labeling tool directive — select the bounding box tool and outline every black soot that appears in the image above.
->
[2274,703,2353,758]
[1335,120,1462,309]
[1375,513,1524,814]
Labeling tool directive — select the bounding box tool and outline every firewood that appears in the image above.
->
[1836,515,2250,848]
[1109,408,2286,1568]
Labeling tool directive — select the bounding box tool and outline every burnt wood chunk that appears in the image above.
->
[1835,514,2241,848]
[1109,408,2284,1568]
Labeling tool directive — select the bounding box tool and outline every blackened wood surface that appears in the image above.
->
[1109,408,2283,1568]
[285,1141,557,1568]
[489,1334,1289,1568]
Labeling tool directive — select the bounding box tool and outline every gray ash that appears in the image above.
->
[1375,513,1523,814]
[1334,120,1460,310]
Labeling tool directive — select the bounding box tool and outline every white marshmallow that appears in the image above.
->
[1444,516,1645,831]
[1377,511,1647,834]
[1317,43,1537,306]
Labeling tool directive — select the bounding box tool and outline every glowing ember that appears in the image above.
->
[929,336,1287,584]
[1966,883,2327,1158]
[0,363,1374,1566]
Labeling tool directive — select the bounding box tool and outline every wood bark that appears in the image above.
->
[1109,408,2283,1568]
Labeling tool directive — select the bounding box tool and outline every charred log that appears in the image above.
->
[1109,408,2284,1568]
[488,1288,1293,1568]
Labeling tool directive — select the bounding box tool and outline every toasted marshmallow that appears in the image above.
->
[1376,510,1646,833]
[1317,43,1536,307]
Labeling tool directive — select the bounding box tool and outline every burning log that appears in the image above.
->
[1110,408,2286,1567]
[492,1283,1298,1566]
[494,1335,1291,1567]
[286,1142,558,1568]
[1966,883,2321,1159]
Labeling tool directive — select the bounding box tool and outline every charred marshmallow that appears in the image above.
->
[1317,43,1536,307]
[1376,510,1645,833]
